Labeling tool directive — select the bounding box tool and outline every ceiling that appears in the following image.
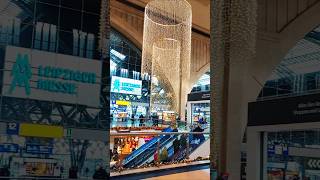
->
[126,0,210,34]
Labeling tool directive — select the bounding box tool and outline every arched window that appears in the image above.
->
[110,29,142,79]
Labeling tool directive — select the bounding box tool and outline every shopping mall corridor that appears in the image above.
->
[143,169,210,180]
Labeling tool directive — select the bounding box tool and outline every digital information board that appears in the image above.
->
[111,76,142,95]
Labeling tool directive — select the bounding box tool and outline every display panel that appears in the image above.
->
[2,46,102,107]
[111,76,142,95]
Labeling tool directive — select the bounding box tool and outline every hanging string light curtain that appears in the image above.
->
[142,0,192,119]
[151,38,181,112]
[210,0,257,175]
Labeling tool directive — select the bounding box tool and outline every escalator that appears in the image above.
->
[122,127,176,168]
[171,133,207,161]
[189,139,210,159]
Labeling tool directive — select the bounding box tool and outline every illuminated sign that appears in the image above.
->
[0,143,19,153]
[2,46,102,107]
[116,100,130,106]
[19,123,64,138]
[26,144,53,154]
[7,122,19,135]
[111,76,142,95]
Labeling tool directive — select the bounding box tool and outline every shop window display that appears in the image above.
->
[111,136,151,163]
[191,103,210,126]
[266,130,320,179]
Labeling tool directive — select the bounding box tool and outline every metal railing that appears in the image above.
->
[257,88,320,102]
[110,117,209,131]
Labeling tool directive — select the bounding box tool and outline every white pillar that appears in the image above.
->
[247,127,262,180]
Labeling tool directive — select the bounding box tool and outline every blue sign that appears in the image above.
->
[26,145,53,154]
[0,143,19,153]
[7,123,19,135]
[267,143,289,156]
[267,144,275,155]
[111,76,142,95]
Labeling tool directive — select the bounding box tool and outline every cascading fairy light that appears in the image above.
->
[210,0,257,175]
[152,38,181,112]
[98,0,109,58]
[142,0,192,120]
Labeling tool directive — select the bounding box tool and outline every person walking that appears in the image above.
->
[139,114,144,126]
[93,167,108,179]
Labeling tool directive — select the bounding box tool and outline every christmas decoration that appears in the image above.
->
[142,0,192,120]
[210,0,257,174]
[110,157,210,173]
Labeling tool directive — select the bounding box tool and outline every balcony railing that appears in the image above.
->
[110,131,210,175]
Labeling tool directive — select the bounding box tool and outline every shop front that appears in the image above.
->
[247,93,320,180]
[0,122,108,179]
[110,135,154,164]
[110,76,150,128]
[187,91,210,125]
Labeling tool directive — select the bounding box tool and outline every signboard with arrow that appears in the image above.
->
[305,158,320,170]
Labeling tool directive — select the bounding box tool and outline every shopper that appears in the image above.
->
[139,114,144,126]
[131,114,135,127]
[193,124,205,143]
[93,167,108,179]
[60,166,64,178]
[0,166,10,180]
[68,166,78,179]
[113,149,119,161]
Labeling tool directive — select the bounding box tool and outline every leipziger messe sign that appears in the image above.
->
[2,46,101,107]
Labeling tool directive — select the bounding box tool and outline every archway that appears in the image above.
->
[246,25,320,180]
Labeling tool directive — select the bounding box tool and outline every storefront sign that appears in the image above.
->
[65,128,72,138]
[7,122,19,135]
[19,123,64,138]
[248,93,320,126]
[116,100,130,106]
[305,158,320,170]
[26,144,53,154]
[2,46,102,107]
[267,144,275,155]
[111,76,142,95]
[0,143,19,153]
[188,91,210,101]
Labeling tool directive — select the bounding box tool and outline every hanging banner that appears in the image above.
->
[2,46,102,107]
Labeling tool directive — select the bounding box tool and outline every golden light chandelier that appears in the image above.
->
[142,0,192,119]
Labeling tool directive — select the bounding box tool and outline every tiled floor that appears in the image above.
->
[143,169,210,180]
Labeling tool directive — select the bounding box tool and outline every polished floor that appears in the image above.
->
[143,169,210,180]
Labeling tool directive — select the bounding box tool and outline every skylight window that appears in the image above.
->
[110,49,126,60]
